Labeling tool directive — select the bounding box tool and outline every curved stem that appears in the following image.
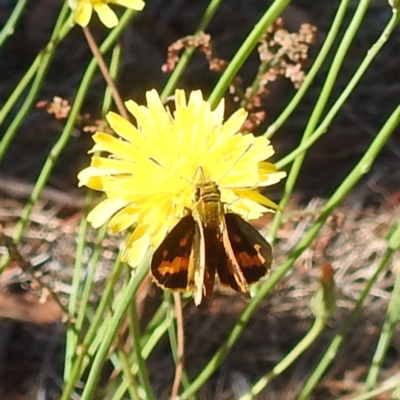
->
[239,318,326,400]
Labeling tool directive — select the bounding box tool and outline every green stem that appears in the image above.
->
[208,0,291,107]
[0,0,28,48]
[102,43,123,114]
[65,42,123,382]
[276,11,400,170]
[115,344,142,400]
[265,0,351,138]
[61,256,125,399]
[161,0,224,101]
[79,258,150,400]
[239,318,326,400]
[64,192,97,380]
[128,302,156,400]
[363,222,400,390]
[240,60,269,109]
[298,209,400,400]
[270,0,372,242]
[297,248,396,400]
[111,307,173,400]
[0,5,71,163]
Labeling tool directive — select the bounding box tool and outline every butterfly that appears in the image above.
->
[150,172,272,305]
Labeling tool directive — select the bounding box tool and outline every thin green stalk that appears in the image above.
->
[297,248,395,400]
[64,192,96,380]
[239,318,326,400]
[179,103,400,400]
[141,301,170,342]
[161,0,224,101]
[363,222,400,390]
[72,40,124,340]
[269,0,372,242]
[65,43,123,381]
[63,15,150,397]
[141,307,172,358]
[0,0,28,47]
[241,265,336,399]
[208,0,291,107]
[111,307,173,400]
[0,5,71,163]
[128,302,156,400]
[79,257,150,400]
[74,225,109,343]
[61,255,126,399]
[276,11,400,170]
[239,60,269,109]
[115,345,142,400]
[265,0,351,138]
[168,306,191,391]
[0,54,39,128]
[103,43,123,114]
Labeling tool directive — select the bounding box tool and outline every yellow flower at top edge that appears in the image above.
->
[78,89,286,267]
[70,0,145,28]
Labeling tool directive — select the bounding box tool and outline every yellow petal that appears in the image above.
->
[220,108,247,138]
[74,2,92,26]
[91,156,136,174]
[85,176,104,190]
[146,90,173,132]
[111,0,145,10]
[121,225,150,267]
[233,189,282,211]
[106,112,143,144]
[212,98,225,127]
[87,197,129,228]
[175,90,187,108]
[92,132,138,161]
[108,206,139,233]
[94,3,118,28]
[258,170,287,186]
[125,101,151,130]
[150,223,170,249]
[77,167,104,190]
[258,161,278,173]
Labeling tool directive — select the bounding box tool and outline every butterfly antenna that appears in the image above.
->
[148,157,194,187]
[217,143,253,185]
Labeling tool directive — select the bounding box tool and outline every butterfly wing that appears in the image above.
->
[151,215,198,291]
[217,213,272,291]
[201,227,224,299]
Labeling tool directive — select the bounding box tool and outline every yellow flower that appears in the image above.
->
[69,0,145,28]
[78,89,286,266]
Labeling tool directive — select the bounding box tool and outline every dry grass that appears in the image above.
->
[1,163,399,398]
